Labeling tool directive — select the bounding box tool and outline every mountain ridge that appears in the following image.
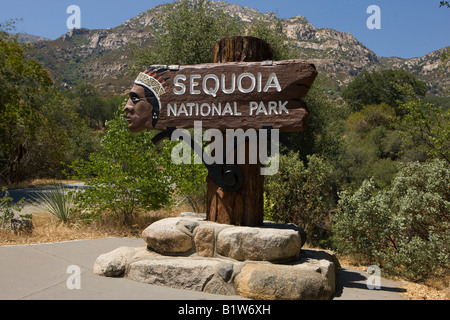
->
[13,33,50,43]
[24,1,449,96]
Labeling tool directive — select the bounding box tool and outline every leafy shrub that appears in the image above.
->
[264,152,335,245]
[397,87,449,164]
[70,108,209,225]
[345,103,397,138]
[333,179,396,260]
[70,111,174,226]
[333,159,449,281]
[168,158,207,213]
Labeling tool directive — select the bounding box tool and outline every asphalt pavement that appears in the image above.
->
[0,237,243,300]
[4,183,87,204]
[0,237,406,301]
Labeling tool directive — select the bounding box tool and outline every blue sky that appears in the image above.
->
[0,0,448,59]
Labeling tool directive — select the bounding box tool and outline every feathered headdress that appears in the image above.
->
[134,66,170,128]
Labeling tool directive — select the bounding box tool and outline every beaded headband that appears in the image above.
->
[134,72,166,104]
[134,67,170,128]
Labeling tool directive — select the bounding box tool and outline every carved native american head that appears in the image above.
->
[123,66,170,132]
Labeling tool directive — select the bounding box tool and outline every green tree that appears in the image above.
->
[133,0,241,67]
[66,84,111,130]
[164,145,208,213]
[70,100,208,224]
[342,69,427,114]
[75,84,105,129]
[0,22,53,183]
[397,85,449,163]
[335,103,402,190]
[38,89,101,172]
[345,103,397,138]
[0,73,100,182]
[285,74,347,163]
[70,109,174,225]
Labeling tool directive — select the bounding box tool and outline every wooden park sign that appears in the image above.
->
[124,36,318,227]
[126,59,317,133]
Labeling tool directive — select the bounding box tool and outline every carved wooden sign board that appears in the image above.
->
[126,59,318,133]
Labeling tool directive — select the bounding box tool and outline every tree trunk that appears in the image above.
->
[212,36,273,63]
[206,36,272,227]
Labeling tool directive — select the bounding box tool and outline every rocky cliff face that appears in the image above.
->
[282,16,380,86]
[379,48,450,94]
[14,33,49,43]
[26,1,449,96]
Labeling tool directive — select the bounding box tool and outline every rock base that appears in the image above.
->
[1,217,33,234]
[94,214,340,300]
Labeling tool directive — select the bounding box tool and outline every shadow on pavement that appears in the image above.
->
[332,267,406,300]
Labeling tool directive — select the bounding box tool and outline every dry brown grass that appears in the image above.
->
[400,282,449,300]
[0,207,179,246]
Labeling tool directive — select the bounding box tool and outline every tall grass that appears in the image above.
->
[33,184,75,223]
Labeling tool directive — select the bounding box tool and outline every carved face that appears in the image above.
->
[123,84,154,132]
[124,67,169,132]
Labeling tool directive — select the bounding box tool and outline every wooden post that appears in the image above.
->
[206,36,272,227]
[212,36,273,63]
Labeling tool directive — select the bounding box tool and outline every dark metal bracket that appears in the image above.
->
[151,127,177,145]
[151,126,292,193]
[261,125,293,150]
[152,127,244,192]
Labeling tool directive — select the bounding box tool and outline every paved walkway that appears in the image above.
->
[0,237,406,300]
[332,267,406,300]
